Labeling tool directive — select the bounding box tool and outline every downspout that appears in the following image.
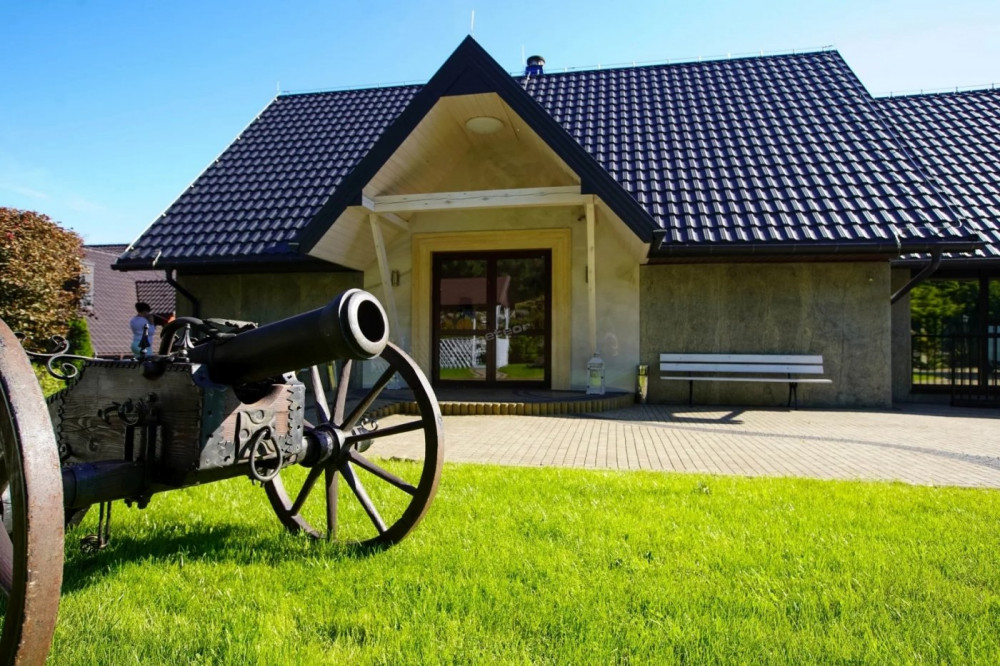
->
[890,250,942,305]
[165,270,201,318]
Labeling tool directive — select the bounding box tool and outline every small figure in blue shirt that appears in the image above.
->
[129,302,155,359]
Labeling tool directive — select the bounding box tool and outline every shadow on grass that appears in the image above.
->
[61,523,387,593]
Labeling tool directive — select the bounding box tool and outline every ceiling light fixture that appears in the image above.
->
[464,116,504,135]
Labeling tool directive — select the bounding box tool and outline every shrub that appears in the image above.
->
[0,207,83,350]
[66,317,94,358]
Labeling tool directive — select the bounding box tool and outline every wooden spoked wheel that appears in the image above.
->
[264,343,443,548]
[0,320,65,665]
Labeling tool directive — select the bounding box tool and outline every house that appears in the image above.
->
[83,245,175,357]
[114,37,993,407]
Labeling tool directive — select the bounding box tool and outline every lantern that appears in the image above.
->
[586,353,606,395]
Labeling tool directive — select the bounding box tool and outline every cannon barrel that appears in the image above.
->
[187,289,389,385]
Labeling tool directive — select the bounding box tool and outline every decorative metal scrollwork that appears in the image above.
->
[246,425,283,483]
[15,332,109,381]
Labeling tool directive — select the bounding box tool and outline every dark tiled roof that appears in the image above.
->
[118,86,421,268]
[875,89,1000,260]
[529,53,973,255]
[84,245,175,357]
[118,41,977,269]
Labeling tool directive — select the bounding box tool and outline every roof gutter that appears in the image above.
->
[890,249,942,305]
[648,231,983,260]
[166,269,201,318]
[113,252,345,274]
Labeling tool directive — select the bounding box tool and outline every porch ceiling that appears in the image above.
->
[307,93,585,269]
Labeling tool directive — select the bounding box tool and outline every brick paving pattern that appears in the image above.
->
[376,404,1000,488]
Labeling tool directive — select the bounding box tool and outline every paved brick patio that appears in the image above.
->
[379,403,1000,488]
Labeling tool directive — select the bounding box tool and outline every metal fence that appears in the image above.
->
[912,329,1000,404]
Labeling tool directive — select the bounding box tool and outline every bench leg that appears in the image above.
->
[788,382,799,409]
[688,379,694,406]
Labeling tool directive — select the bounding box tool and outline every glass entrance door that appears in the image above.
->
[432,251,551,386]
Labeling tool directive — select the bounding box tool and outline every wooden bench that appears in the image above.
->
[659,353,832,408]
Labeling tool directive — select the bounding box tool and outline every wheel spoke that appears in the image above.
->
[325,466,338,540]
[290,465,325,516]
[333,360,352,424]
[343,419,425,446]
[340,462,387,534]
[340,365,396,431]
[347,450,417,495]
[264,343,442,548]
[310,365,331,424]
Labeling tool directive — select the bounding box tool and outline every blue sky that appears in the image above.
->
[1,0,998,245]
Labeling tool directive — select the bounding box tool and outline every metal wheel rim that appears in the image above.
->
[0,319,65,665]
[264,343,443,548]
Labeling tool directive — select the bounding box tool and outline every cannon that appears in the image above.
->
[0,289,443,664]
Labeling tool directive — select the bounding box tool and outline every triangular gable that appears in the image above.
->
[298,36,656,254]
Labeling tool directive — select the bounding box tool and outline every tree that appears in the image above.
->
[910,279,979,336]
[0,207,84,350]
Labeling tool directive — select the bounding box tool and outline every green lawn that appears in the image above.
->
[50,463,1000,664]
[497,362,544,380]
[438,367,482,380]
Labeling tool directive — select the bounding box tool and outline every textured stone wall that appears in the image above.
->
[890,268,913,402]
[640,261,892,407]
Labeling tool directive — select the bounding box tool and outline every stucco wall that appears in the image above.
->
[176,271,363,324]
[640,261,892,407]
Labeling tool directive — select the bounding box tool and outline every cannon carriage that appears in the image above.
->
[0,289,443,664]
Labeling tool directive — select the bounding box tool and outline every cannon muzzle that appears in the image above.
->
[188,289,389,385]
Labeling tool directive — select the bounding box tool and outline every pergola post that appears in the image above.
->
[585,196,597,354]
[369,214,401,343]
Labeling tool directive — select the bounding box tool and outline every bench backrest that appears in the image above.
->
[659,353,825,375]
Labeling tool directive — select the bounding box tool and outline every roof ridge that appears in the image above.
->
[278,47,840,98]
[519,46,838,79]
[85,243,129,250]
[278,81,425,98]
[876,85,1000,100]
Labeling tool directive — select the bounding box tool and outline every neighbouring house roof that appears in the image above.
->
[135,280,177,315]
[84,245,175,357]
[116,37,981,271]
[875,89,1000,266]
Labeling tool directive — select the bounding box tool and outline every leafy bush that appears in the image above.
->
[66,317,94,358]
[0,207,83,350]
[509,334,543,365]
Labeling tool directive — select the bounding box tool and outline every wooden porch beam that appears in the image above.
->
[585,196,598,354]
[359,197,409,230]
[369,214,401,343]
[365,185,584,213]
